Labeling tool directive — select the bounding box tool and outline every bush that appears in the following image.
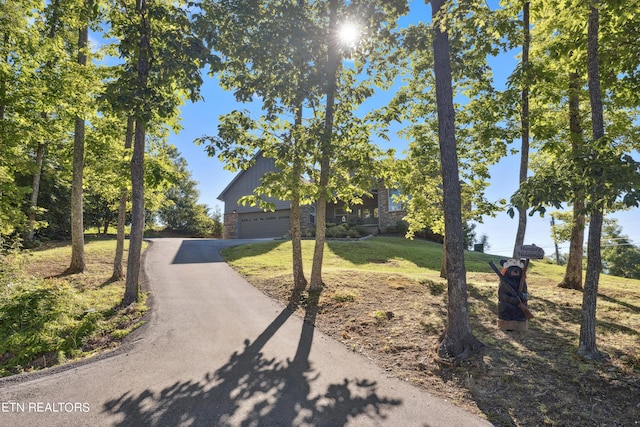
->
[325,223,371,239]
[0,281,72,373]
[326,224,349,238]
[386,220,409,235]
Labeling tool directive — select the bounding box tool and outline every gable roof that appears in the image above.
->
[217,151,266,202]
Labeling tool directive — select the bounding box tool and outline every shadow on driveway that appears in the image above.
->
[103,304,402,426]
[172,240,225,264]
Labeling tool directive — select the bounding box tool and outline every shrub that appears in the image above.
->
[326,224,349,238]
[326,223,370,239]
[0,281,71,372]
[331,291,357,302]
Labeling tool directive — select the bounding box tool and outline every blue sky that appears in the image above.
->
[166,0,639,258]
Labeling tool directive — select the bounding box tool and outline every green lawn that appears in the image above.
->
[224,235,510,279]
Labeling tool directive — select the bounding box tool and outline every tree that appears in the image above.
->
[25,0,71,243]
[106,0,212,306]
[156,148,218,237]
[510,0,640,295]
[123,0,151,306]
[387,1,512,282]
[579,1,605,359]
[571,0,640,359]
[429,0,483,360]
[1,0,106,246]
[309,0,340,292]
[513,1,531,256]
[558,72,587,290]
[521,0,591,290]
[68,0,99,273]
[195,0,320,295]
[198,0,408,299]
[112,116,134,281]
[601,220,640,279]
[0,0,42,238]
[550,210,588,267]
[303,0,407,291]
[513,0,640,359]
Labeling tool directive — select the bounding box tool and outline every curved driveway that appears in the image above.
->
[0,238,491,426]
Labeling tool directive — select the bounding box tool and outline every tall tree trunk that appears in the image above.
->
[1,34,7,125]
[558,72,585,290]
[431,0,483,361]
[440,236,446,278]
[26,0,62,243]
[551,216,561,263]
[112,116,135,281]
[123,0,150,306]
[309,0,339,292]
[579,2,604,360]
[580,207,603,359]
[68,24,89,274]
[514,1,530,256]
[289,104,308,304]
[123,119,145,306]
[26,141,45,242]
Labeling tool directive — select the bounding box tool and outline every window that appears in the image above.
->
[388,189,403,212]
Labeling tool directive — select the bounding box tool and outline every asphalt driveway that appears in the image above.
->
[0,238,492,426]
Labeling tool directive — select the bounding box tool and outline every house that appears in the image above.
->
[217,152,406,239]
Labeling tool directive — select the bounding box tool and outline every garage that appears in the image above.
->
[238,210,291,239]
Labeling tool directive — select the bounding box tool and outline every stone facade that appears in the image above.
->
[299,205,314,237]
[222,212,238,239]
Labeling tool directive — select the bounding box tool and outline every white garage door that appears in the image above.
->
[238,210,291,239]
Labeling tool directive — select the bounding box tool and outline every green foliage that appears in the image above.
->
[0,279,77,374]
[195,1,409,248]
[0,275,146,376]
[325,223,370,239]
[155,147,222,237]
[0,242,148,377]
[385,2,514,240]
[505,0,640,224]
[384,220,409,235]
[331,290,357,303]
[601,220,640,279]
[104,0,214,123]
[550,210,581,243]
[372,310,389,321]
[511,144,640,218]
[30,171,72,240]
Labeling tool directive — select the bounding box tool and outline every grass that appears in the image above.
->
[222,236,640,426]
[0,238,148,377]
[223,236,504,279]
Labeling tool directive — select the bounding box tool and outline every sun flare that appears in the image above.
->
[338,22,360,46]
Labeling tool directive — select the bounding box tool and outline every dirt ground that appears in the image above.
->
[245,271,640,427]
